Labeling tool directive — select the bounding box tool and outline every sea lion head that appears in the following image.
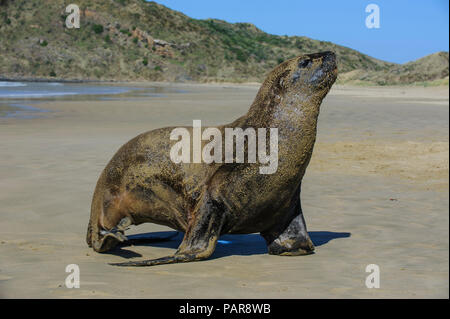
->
[248,51,337,119]
[294,51,337,87]
[280,51,337,98]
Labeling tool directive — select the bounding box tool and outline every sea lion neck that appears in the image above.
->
[243,79,323,130]
[242,51,336,129]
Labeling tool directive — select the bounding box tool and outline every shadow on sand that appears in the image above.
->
[105,231,351,260]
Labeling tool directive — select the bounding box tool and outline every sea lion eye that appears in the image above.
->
[298,59,311,68]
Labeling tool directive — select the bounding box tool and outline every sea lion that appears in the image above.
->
[86,51,338,266]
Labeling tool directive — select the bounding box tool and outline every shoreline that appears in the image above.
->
[1,76,449,89]
[1,82,448,120]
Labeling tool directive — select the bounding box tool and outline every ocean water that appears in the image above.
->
[0,81,184,119]
[0,81,135,98]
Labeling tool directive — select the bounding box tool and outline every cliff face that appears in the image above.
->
[0,0,448,84]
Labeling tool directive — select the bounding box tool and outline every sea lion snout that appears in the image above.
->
[318,51,338,78]
[291,51,337,89]
[315,51,337,71]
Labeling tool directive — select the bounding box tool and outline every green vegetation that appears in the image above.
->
[196,19,272,63]
[92,24,104,34]
[120,29,131,36]
[0,0,446,84]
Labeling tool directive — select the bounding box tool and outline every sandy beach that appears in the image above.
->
[0,83,448,298]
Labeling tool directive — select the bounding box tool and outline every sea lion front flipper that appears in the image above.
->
[110,194,226,267]
[261,185,315,256]
[263,213,315,256]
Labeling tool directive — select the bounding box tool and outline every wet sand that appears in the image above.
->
[0,84,448,298]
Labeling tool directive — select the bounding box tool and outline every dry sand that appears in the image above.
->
[0,84,448,298]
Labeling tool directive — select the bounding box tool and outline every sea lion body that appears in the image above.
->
[87,51,338,266]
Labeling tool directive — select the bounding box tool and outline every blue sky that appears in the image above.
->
[151,0,449,64]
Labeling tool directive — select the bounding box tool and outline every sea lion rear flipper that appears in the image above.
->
[110,194,226,267]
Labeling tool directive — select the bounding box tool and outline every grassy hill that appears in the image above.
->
[339,51,449,85]
[0,0,448,85]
